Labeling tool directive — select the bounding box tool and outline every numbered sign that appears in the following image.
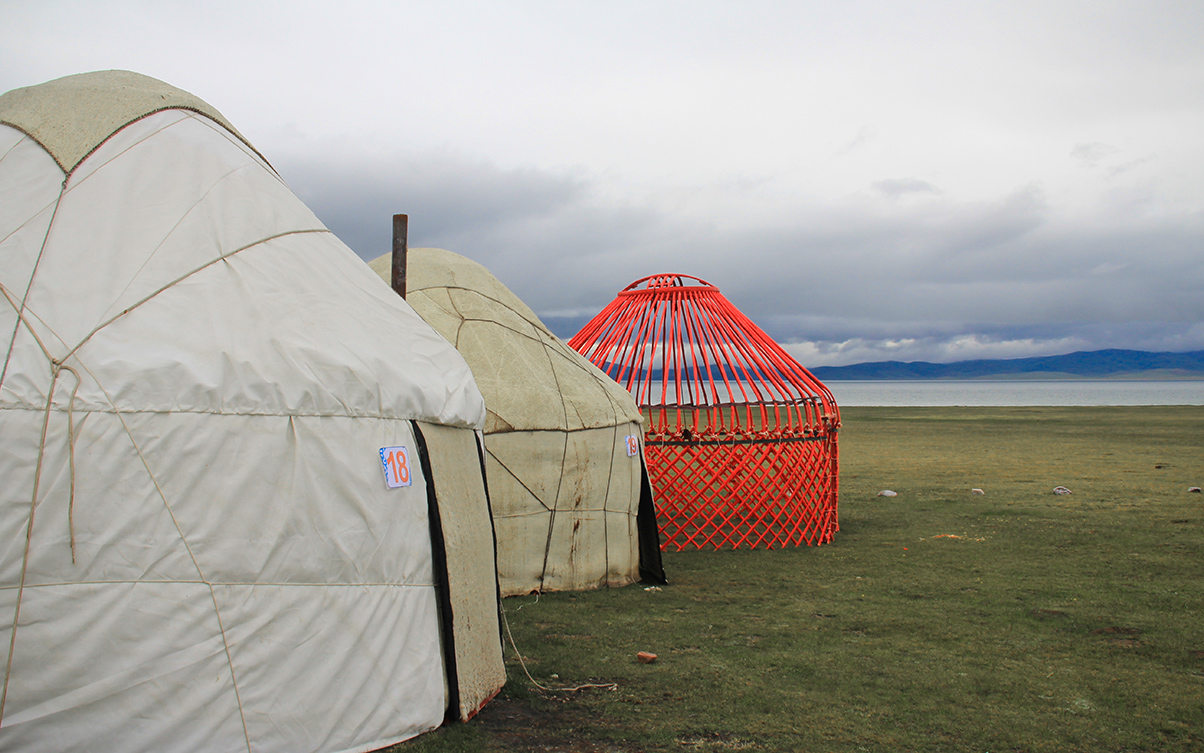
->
[625,435,640,457]
[379,446,413,488]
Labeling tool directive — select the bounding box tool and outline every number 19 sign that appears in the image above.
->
[379,446,413,488]
[625,435,640,457]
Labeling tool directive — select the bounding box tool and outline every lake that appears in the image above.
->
[825,379,1204,406]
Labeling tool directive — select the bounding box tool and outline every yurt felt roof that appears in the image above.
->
[369,248,642,434]
[1,74,484,429]
[0,69,264,176]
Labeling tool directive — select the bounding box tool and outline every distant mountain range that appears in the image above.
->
[807,349,1204,380]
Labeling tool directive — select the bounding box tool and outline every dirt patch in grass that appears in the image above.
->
[1106,637,1144,648]
[1030,608,1070,619]
[1091,626,1142,635]
[674,730,763,749]
[470,692,635,752]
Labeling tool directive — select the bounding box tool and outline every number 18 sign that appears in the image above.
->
[379,446,413,488]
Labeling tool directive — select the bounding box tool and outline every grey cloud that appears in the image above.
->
[274,147,669,312]
[778,321,1204,368]
[653,188,1201,355]
[836,125,876,155]
[1071,142,1119,167]
[1071,146,1162,182]
[693,185,1054,320]
[276,149,590,264]
[1106,153,1158,177]
[272,148,1204,366]
[872,178,941,198]
[5,1,1203,376]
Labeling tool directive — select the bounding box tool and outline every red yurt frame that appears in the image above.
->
[569,274,840,551]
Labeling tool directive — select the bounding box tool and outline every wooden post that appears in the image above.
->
[391,214,408,299]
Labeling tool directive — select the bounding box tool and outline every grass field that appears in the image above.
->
[396,406,1204,752]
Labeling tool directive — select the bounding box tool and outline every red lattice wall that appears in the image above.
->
[569,274,840,551]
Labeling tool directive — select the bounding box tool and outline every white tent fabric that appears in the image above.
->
[369,248,659,596]
[1,71,504,752]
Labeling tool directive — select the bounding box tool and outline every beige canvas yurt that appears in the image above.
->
[0,71,504,752]
[369,248,665,596]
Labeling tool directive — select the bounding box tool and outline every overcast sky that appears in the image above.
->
[4,1,1203,366]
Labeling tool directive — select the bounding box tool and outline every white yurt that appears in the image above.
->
[0,71,504,752]
[369,248,665,596]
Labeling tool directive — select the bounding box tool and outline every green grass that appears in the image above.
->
[395,406,1204,752]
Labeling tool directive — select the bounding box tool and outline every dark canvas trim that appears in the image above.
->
[474,432,506,654]
[411,421,461,724]
[636,456,668,585]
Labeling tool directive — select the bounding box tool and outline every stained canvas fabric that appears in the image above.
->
[0,71,503,753]
[369,248,664,595]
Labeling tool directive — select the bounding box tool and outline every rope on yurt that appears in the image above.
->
[0,176,63,394]
[0,281,85,723]
[1,258,260,745]
[56,228,331,366]
[537,339,571,593]
[500,600,617,693]
[0,355,66,723]
[56,363,81,564]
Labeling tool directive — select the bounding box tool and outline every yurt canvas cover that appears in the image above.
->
[0,71,504,752]
[369,249,665,595]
